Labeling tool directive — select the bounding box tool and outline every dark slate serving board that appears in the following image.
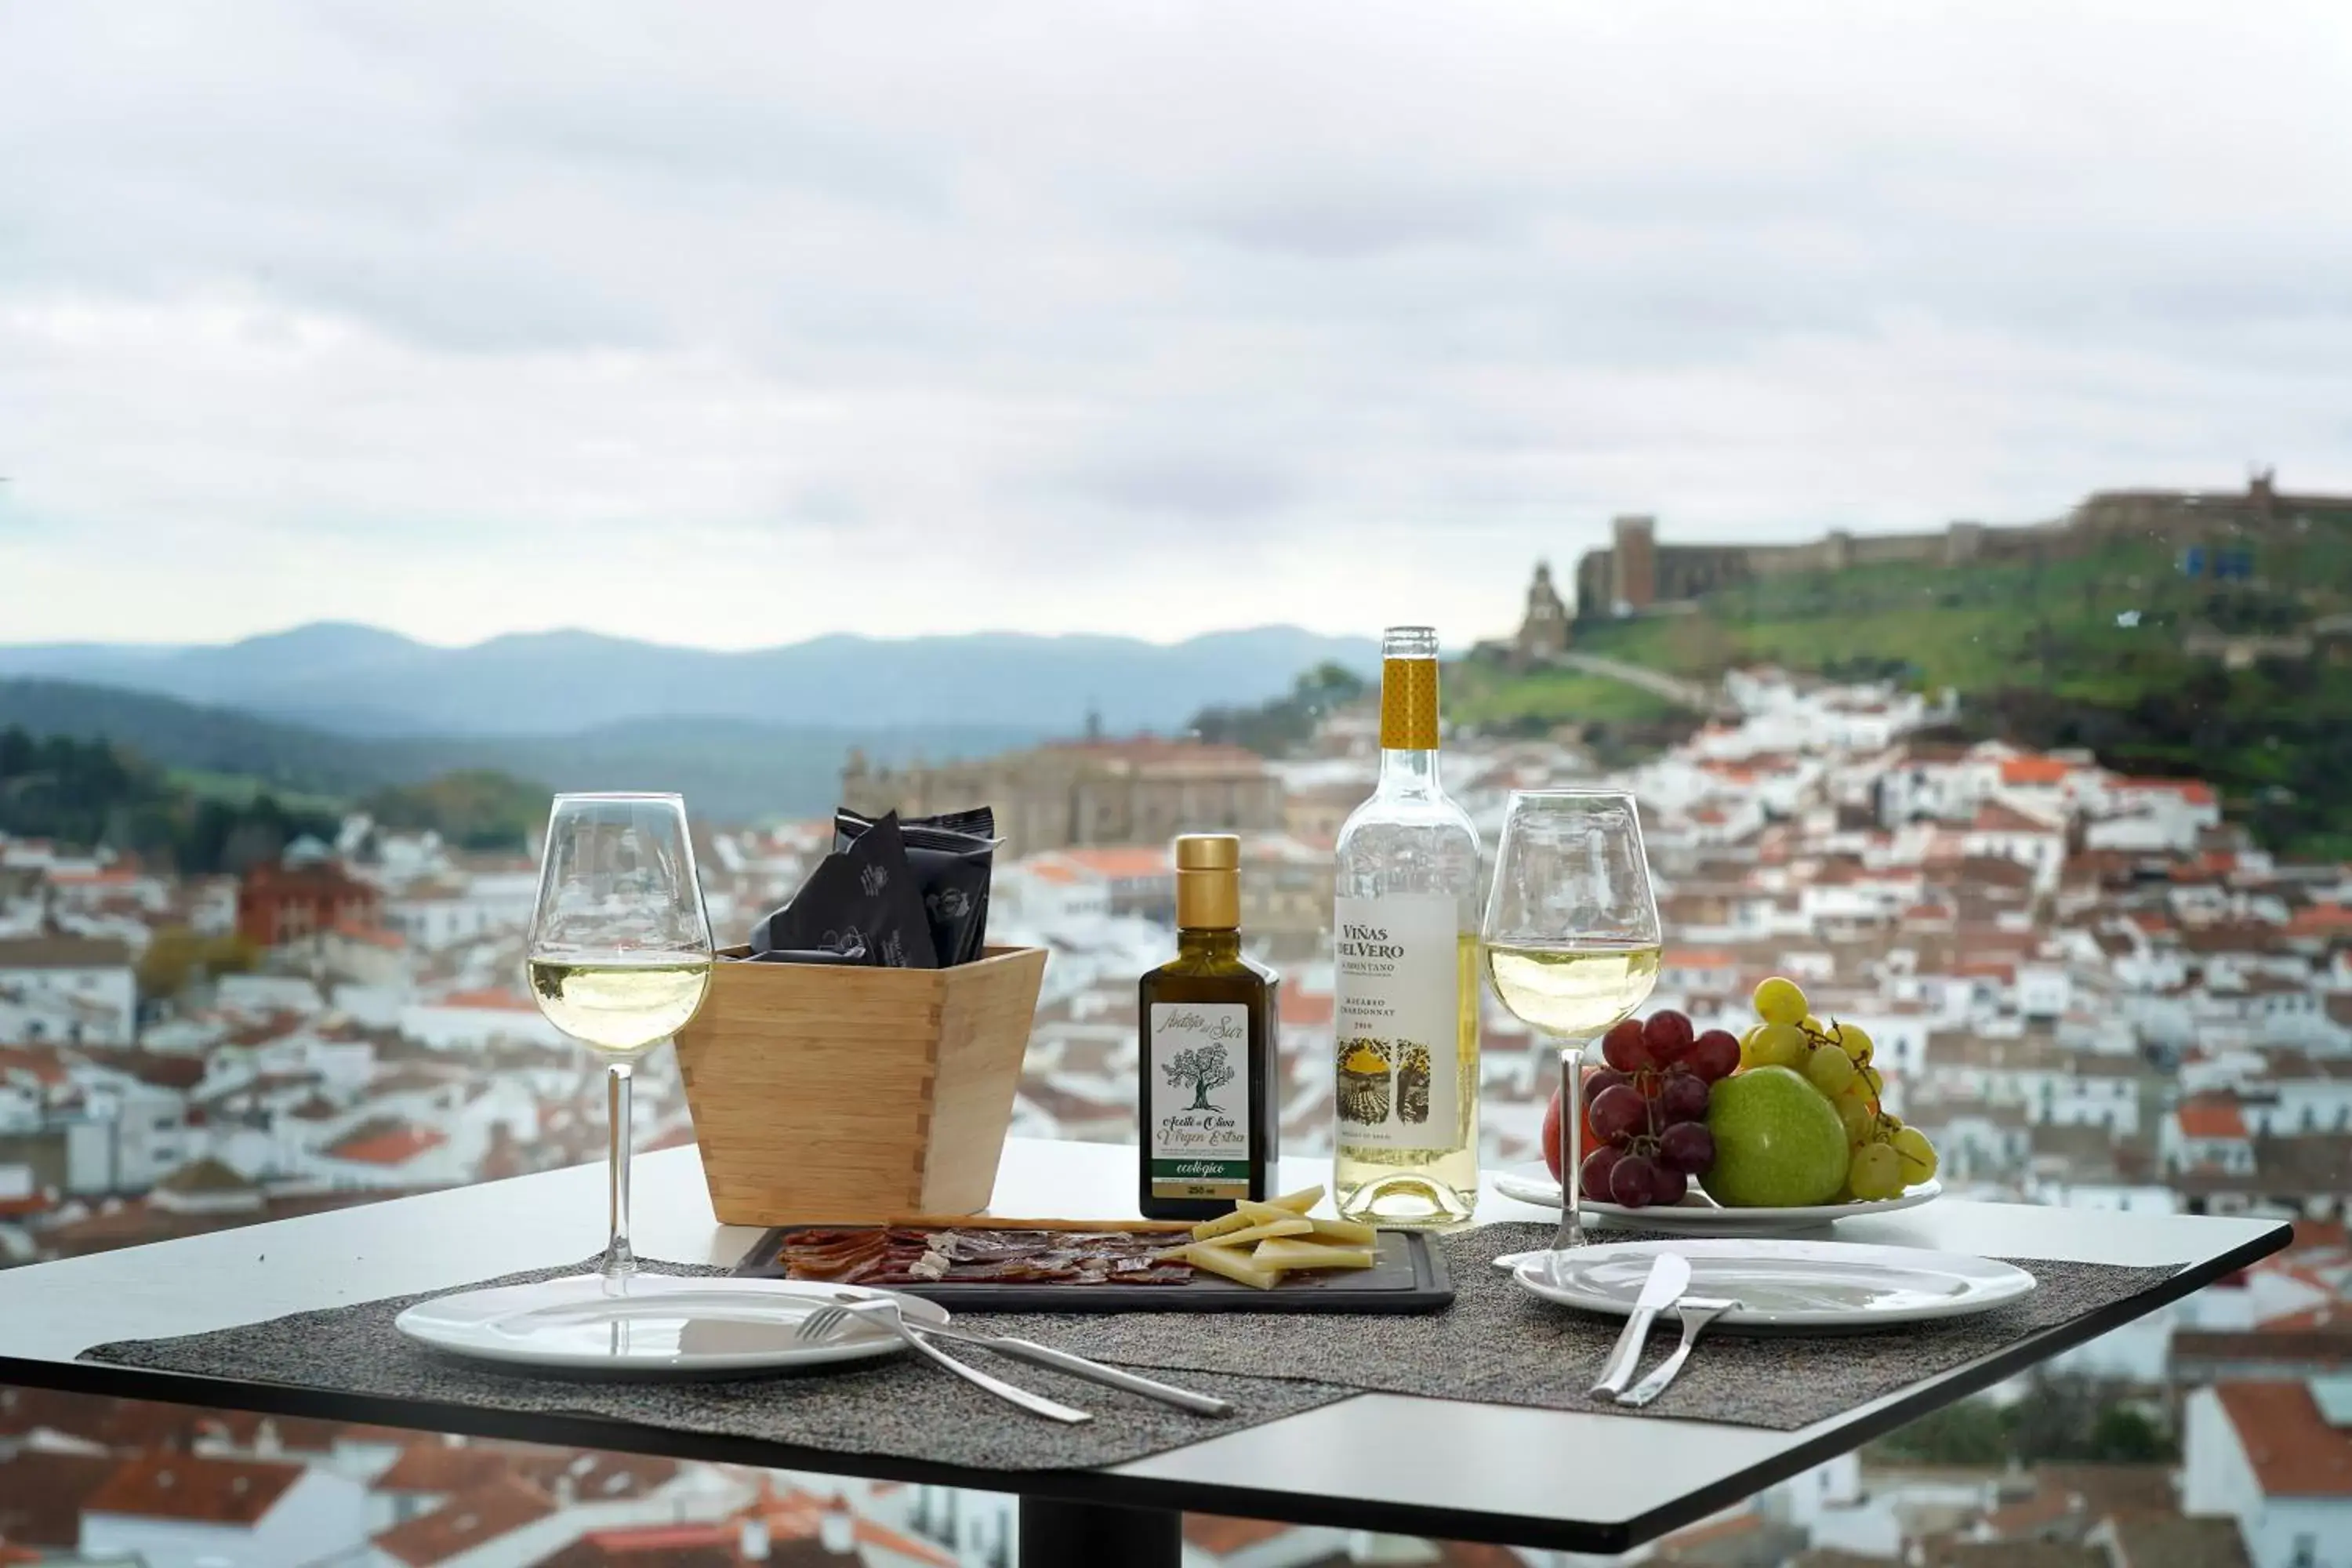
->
[731,1225,1454,1313]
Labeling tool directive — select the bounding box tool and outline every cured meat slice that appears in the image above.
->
[775,1225,1194,1286]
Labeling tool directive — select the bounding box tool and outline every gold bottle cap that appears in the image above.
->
[1174,834,1241,928]
[1174,833,1240,871]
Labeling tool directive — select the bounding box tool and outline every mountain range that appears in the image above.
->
[0,622,1377,822]
[0,622,1377,737]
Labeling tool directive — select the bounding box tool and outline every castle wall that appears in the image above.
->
[1564,478,2336,620]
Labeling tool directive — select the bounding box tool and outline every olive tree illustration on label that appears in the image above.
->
[1163,1040,1236,1112]
[1337,1036,1393,1125]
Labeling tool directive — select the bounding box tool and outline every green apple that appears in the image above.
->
[1704,1067,1850,1207]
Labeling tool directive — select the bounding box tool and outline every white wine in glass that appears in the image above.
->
[1480,789,1660,1252]
[1483,941,1662,1039]
[526,793,714,1283]
[526,956,713,1056]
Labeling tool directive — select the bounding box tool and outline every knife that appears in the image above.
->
[1590,1251,1691,1397]
[906,1322,1234,1416]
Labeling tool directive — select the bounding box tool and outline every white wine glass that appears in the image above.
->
[526,792,713,1284]
[1481,789,1661,1254]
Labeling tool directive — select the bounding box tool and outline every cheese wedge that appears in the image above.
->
[1269,1184,1326,1214]
[1208,1216,1312,1249]
[1182,1241,1282,1290]
[1167,1214,1309,1256]
[1250,1236,1377,1272]
[1303,1214,1377,1245]
[1189,1209,1257,1242]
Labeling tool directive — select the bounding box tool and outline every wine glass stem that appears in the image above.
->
[603,1058,637,1282]
[1555,1039,1584,1254]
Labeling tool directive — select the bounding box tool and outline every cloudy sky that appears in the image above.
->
[3,2,2348,650]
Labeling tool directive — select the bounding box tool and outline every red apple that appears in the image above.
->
[1541,1069,1603,1183]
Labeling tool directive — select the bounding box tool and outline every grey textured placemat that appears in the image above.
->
[967,1223,2182,1430]
[81,1258,1352,1472]
[81,1225,2183,1468]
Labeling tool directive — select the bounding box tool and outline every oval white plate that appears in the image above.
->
[394,1274,949,1374]
[1513,1239,2034,1329]
[1491,1160,1941,1235]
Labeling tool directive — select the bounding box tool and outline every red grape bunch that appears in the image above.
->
[1580,1009,1739,1209]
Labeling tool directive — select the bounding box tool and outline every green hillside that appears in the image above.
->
[0,680,1039,824]
[1512,532,2352,857]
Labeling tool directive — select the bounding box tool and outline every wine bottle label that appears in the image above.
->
[1334,893,1457,1148]
[1147,1001,1251,1200]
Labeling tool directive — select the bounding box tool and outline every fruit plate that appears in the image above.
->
[1511,1239,2034,1329]
[1490,1160,1943,1236]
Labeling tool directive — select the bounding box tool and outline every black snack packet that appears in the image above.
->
[750,812,938,968]
[834,805,997,966]
[740,946,867,966]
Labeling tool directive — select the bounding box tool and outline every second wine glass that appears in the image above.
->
[1480,788,1661,1254]
[526,792,714,1285]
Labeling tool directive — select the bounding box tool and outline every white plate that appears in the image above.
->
[1490,1160,1942,1235]
[394,1274,949,1375]
[1512,1239,2035,1329]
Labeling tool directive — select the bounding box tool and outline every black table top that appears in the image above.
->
[0,1140,2289,1552]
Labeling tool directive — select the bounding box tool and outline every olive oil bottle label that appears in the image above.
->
[1334,893,1457,1149]
[1148,1001,1251,1200]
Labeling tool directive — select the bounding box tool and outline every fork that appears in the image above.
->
[1614,1297,1738,1408]
[798,1297,1091,1424]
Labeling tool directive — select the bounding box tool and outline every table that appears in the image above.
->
[0,1138,2289,1561]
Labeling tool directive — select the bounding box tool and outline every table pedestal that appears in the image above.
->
[1018,1497,1180,1566]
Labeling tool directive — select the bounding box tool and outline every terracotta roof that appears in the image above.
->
[430,989,538,1013]
[1923,1544,2103,1568]
[1983,1484,2077,1535]
[2002,757,2076,786]
[2212,1381,2352,1497]
[1972,801,2063,834]
[2103,1516,2251,1568]
[1185,1515,1294,1553]
[2176,1098,2249,1140]
[0,1048,69,1086]
[2114,777,2217,804]
[1044,845,1174,880]
[372,1476,556,1566]
[512,1450,680,1502]
[0,1449,121,1547]
[325,1118,448,1166]
[373,1442,523,1495]
[82,1452,304,1525]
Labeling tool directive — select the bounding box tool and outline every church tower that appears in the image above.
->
[1514,561,1571,664]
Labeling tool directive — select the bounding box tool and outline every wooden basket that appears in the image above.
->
[673,945,1049,1225]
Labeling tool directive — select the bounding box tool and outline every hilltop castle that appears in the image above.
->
[1547,471,2351,624]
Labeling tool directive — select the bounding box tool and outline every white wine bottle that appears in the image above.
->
[1333,626,1483,1225]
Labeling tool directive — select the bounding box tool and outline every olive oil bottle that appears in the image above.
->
[1138,833,1280,1220]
